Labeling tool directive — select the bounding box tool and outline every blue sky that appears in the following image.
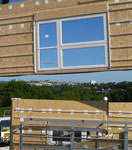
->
[0,70,132,83]
[1,0,132,83]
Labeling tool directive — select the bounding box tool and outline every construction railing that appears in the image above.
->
[18,118,132,150]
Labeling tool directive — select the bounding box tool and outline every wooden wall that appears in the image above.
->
[0,0,131,76]
[11,99,132,149]
[11,99,107,150]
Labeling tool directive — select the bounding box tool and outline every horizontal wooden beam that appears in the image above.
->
[111,64,132,68]
[109,6,132,12]
[0,65,34,69]
[0,53,34,58]
[111,59,132,62]
[0,70,34,74]
[110,19,132,24]
[0,20,33,26]
[77,0,107,5]
[0,42,34,48]
[0,31,33,37]
[110,33,132,37]
[111,45,132,49]
[0,14,34,21]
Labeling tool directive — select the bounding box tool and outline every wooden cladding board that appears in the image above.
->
[0,0,132,76]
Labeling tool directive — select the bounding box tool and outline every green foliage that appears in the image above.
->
[0,80,132,109]
[0,107,11,116]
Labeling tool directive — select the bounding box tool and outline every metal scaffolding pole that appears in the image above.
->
[19,122,23,150]
[124,124,128,150]
[18,118,132,150]
[70,122,74,150]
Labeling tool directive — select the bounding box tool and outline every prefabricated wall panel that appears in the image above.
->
[0,0,132,76]
[11,99,107,150]
[11,99,132,150]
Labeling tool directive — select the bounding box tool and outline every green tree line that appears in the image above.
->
[0,80,132,112]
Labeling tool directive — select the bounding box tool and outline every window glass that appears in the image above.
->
[63,46,105,67]
[1,120,10,132]
[62,17,104,44]
[39,22,57,48]
[37,14,108,71]
[40,49,58,68]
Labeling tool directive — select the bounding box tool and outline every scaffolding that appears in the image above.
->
[18,118,132,150]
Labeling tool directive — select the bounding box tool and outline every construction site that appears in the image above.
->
[0,0,132,149]
[10,99,132,150]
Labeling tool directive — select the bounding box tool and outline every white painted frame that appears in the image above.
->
[36,13,108,71]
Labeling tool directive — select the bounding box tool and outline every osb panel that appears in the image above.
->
[0,56,33,67]
[11,100,132,150]
[0,16,33,24]
[111,49,130,60]
[0,34,32,45]
[0,23,33,35]
[107,103,132,140]
[110,9,132,22]
[35,2,107,21]
[110,36,128,47]
[128,48,132,57]
[110,23,128,35]
[0,67,34,73]
[109,103,132,112]
[108,103,132,124]
[75,141,120,149]
[12,99,107,126]
[0,0,77,17]
[111,60,132,66]
[109,3,132,11]
[11,99,107,150]
[0,72,33,77]
[0,45,33,56]
[124,22,132,33]
[0,0,132,76]
[13,134,45,143]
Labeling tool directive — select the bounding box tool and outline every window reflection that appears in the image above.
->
[63,47,105,67]
[62,17,104,44]
[40,49,58,68]
[39,22,57,48]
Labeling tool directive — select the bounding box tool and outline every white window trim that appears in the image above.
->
[61,44,108,69]
[36,13,109,71]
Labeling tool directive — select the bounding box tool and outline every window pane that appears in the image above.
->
[62,17,104,44]
[63,46,105,67]
[40,49,58,68]
[39,22,57,48]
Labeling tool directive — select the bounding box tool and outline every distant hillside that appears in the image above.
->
[0,80,131,109]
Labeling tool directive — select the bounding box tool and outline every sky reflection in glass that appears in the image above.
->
[62,17,104,44]
[39,22,57,48]
[40,49,58,68]
[63,46,105,67]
